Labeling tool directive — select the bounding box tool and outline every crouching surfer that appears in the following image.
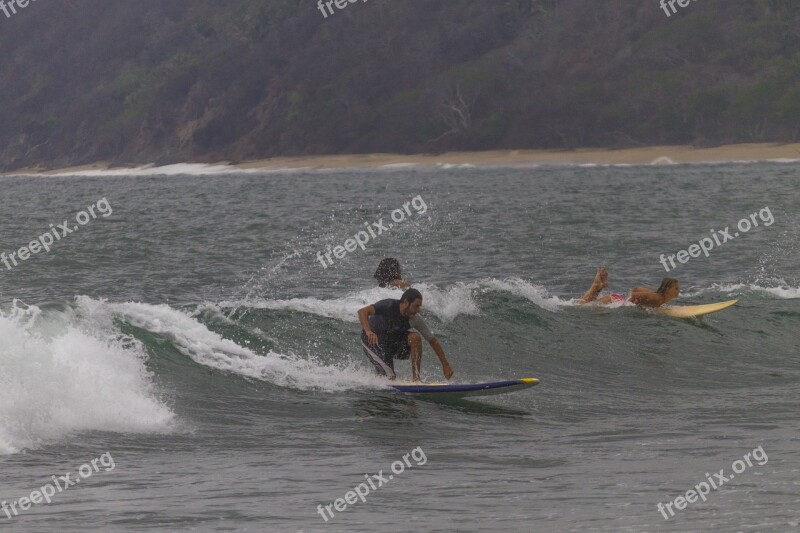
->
[357,288,453,382]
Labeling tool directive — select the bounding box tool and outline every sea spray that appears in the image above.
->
[0,301,175,454]
[75,297,386,393]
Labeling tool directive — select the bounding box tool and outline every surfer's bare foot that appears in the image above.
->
[592,267,609,291]
[580,267,609,304]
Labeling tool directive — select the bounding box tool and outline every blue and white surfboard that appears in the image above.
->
[391,378,539,397]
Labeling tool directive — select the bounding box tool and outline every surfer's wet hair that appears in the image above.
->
[374,258,402,287]
[656,277,679,295]
[401,288,422,305]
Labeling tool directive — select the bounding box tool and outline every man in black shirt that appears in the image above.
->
[357,288,454,382]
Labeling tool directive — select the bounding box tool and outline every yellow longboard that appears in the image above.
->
[657,299,738,318]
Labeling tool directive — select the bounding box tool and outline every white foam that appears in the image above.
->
[416,282,481,320]
[573,163,633,168]
[8,156,800,178]
[221,283,483,323]
[222,278,570,326]
[684,282,800,299]
[79,298,388,393]
[435,163,476,169]
[650,156,676,165]
[9,163,312,178]
[473,278,573,312]
[756,285,800,299]
[0,301,175,455]
[223,284,479,323]
[221,287,403,323]
[53,163,266,177]
[379,163,419,169]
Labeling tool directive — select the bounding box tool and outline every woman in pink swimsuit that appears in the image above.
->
[579,267,680,307]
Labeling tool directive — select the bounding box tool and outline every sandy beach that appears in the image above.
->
[6,142,800,175]
[236,143,800,170]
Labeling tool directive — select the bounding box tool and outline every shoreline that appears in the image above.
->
[5,142,800,176]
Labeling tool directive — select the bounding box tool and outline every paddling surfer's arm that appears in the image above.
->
[629,278,680,307]
[628,289,664,307]
[357,305,379,344]
[640,278,679,307]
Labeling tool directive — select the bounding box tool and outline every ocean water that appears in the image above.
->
[0,162,798,532]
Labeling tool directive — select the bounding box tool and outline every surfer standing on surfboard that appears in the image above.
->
[579,267,680,307]
[358,288,454,382]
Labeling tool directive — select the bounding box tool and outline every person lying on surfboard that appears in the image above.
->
[358,288,453,382]
[374,257,410,288]
[579,267,680,307]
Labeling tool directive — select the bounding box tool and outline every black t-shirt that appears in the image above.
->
[369,299,409,337]
[368,299,434,340]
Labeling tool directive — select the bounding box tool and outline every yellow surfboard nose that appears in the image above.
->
[520,378,539,384]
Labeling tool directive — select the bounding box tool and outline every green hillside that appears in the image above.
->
[1,0,799,170]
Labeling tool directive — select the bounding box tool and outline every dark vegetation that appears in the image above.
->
[1,0,799,170]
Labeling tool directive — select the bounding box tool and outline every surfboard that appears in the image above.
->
[657,299,738,318]
[391,378,539,397]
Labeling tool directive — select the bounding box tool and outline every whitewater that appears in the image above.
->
[0,162,797,531]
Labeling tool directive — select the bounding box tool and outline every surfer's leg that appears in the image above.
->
[579,267,609,304]
[361,330,396,379]
[407,331,422,382]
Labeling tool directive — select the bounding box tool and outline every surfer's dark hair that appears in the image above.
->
[400,288,422,305]
[656,277,679,295]
[374,258,402,287]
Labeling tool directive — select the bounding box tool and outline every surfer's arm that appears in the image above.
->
[628,290,664,307]
[357,305,378,344]
[409,315,453,380]
[428,338,454,380]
